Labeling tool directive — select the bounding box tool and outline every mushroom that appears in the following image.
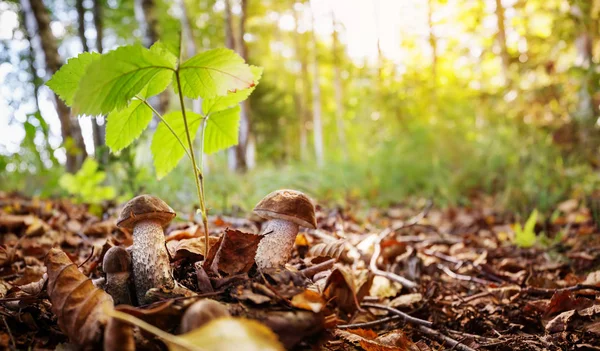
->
[253,189,317,269]
[180,299,230,333]
[103,246,133,305]
[117,195,176,304]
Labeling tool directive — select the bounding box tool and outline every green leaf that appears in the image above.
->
[514,209,538,248]
[72,44,176,115]
[169,317,284,351]
[46,52,101,106]
[58,158,116,204]
[151,110,202,179]
[204,106,240,154]
[177,48,255,99]
[146,42,178,97]
[105,99,153,152]
[151,32,181,60]
[202,66,263,115]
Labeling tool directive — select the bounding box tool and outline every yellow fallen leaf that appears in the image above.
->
[172,317,284,351]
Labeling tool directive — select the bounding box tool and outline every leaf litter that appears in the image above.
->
[1,192,600,350]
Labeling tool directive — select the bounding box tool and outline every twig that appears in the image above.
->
[2,316,16,350]
[77,246,95,268]
[437,264,491,285]
[417,325,476,351]
[522,284,600,296]
[369,230,417,289]
[360,303,476,351]
[301,258,336,278]
[337,315,400,329]
[361,303,432,327]
[367,201,433,290]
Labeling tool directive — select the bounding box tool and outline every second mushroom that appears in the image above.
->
[253,189,317,269]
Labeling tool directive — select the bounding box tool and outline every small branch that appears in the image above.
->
[2,316,15,350]
[522,284,600,296]
[367,201,433,290]
[436,264,491,285]
[300,258,336,279]
[417,325,476,351]
[361,303,432,327]
[337,315,400,329]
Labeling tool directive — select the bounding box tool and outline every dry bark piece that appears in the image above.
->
[253,190,317,269]
[180,299,231,333]
[44,248,114,346]
[103,246,133,305]
[117,194,176,304]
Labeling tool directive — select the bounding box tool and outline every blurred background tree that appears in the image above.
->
[1,0,599,215]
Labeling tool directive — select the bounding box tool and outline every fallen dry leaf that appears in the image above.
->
[291,289,326,313]
[209,229,262,276]
[45,248,114,346]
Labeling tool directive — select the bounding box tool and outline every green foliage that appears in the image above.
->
[204,106,241,154]
[202,66,263,114]
[105,100,153,152]
[176,48,255,99]
[72,44,176,115]
[151,110,203,179]
[59,158,116,204]
[47,41,260,180]
[46,52,100,106]
[513,209,539,248]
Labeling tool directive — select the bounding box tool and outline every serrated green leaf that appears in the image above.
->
[168,317,283,351]
[46,52,101,106]
[202,66,263,114]
[151,33,181,61]
[151,110,202,179]
[146,42,178,97]
[204,106,240,154]
[177,48,255,99]
[105,99,153,152]
[72,44,176,115]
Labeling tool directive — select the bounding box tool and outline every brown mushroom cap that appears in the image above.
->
[253,189,317,229]
[116,195,176,230]
[103,246,132,274]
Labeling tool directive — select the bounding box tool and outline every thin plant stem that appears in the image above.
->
[174,71,210,258]
[106,308,205,351]
[137,96,192,163]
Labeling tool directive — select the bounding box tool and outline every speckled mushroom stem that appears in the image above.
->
[255,219,299,269]
[131,220,175,304]
[105,271,132,305]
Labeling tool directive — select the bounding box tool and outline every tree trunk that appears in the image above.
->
[494,0,510,86]
[76,0,89,52]
[92,0,106,162]
[135,0,169,114]
[23,0,85,173]
[236,0,252,170]
[331,12,347,160]
[293,3,308,161]
[77,0,105,160]
[309,5,324,167]
[93,0,104,53]
[224,0,251,172]
[427,0,437,86]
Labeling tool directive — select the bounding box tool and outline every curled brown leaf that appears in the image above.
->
[45,248,114,346]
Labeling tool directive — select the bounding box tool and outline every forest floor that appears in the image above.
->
[1,192,600,350]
